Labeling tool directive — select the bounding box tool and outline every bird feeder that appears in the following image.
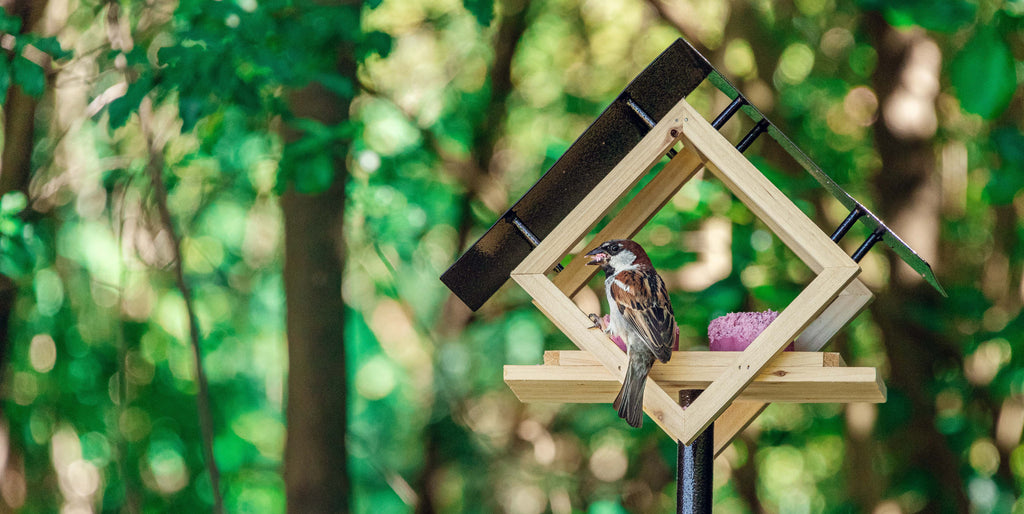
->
[440,38,943,511]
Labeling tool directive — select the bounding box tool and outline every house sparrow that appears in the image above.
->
[585,239,676,428]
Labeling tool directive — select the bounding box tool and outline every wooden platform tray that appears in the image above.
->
[505,351,886,404]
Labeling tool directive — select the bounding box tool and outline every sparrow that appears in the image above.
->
[585,239,676,428]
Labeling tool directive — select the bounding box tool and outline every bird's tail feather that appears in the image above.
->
[613,356,653,428]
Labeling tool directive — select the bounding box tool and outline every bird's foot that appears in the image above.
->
[587,313,608,332]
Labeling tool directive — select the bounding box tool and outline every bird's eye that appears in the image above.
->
[608,243,620,253]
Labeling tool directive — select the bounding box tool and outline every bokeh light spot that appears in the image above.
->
[776,43,815,85]
[965,338,1011,386]
[34,268,65,317]
[12,372,38,406]
[844,86,879,127]
[29,334,57,373]
[589,443,627,482]
[821,27,854,59]
[119,407,152,442]
[724,39,756,78]
[969,438,1000,477]
[231,411,285,459]
[355,356,397,400]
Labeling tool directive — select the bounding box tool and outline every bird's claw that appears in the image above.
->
[588,313,610,333]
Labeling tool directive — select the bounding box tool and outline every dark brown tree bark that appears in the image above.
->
[282,176,349,514]
[0,0,48,382]
[0,0,46,193]
[731,435,765,514]
[865,12,968,513]
[281,4,356,512]
[0,87,38,196]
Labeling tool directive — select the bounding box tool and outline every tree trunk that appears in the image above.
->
[282,177,349,513]
[865,12,968,513]
[281,6,356,512]
[0,0,48,381]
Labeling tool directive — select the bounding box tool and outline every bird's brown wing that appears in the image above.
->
[609,268,676,362]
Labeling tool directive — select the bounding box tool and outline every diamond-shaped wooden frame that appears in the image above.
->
[509,95,874,446]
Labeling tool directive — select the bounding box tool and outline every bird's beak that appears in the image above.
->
[585,247,607,266]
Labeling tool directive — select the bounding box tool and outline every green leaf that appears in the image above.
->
[11,56,44,97]
[31,36,72,60]
[314,73,355,99]
[0,57,10,106]
[993,127,1024,165]
[859,0,976,32]
[986,128,1024,205]
[950,29,1016,119]
[0,12,21,34]
[106,75,153,129]
[279,120,341,194]
[0,237,33,278]
[357,31,392,61]
[179,96,208,132]
[463,0,494,27]
[292,152,336,194]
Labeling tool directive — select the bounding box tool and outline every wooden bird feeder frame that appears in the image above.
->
[442,39,943,453]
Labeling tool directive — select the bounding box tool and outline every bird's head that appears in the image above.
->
[585,239,651,272]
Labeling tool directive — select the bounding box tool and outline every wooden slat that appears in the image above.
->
[504,363,886,403]
[544,351,846,368]
[712,279,872,456]
[677,265,860,443]
[795,278,873,351]
[714,401,768,450]
[676,101,854,274]
[513,100,693,276]
[551,148,706,298]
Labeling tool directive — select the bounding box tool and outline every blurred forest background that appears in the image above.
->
[0,0,1021,512]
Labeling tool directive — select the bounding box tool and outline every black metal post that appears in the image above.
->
[627,94,748,163]
[736,119,770,153]
[678,390,713,514]
[851,227,886,263]
[624,96,680,159]
[711,96,746,130]
[506,212,564,272]
[830,205,865,242]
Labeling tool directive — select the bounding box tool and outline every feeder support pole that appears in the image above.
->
[678,390,713,514]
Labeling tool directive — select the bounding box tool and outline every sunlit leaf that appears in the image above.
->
[1,191,27,217]
[950,28,1016,119]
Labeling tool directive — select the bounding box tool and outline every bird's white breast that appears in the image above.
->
[604,274,629,341]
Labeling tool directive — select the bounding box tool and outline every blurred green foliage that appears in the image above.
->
[0,0,1023,513]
